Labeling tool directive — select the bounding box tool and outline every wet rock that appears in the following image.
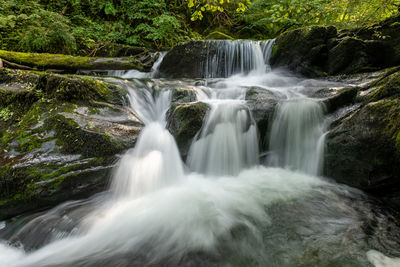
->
[245,88,280,149]
[322,87,358,113]
[0,69,143,219]
[159,41,216,78]
[167,102,209,157]
[325,69,400,208]
[171,88,197,104]
[325,100,400,191]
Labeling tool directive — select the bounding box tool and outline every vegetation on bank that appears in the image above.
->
[0,0,399,55]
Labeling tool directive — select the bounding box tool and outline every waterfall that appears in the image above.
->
[187,101,259,176]
[268,98,325,175]
[107,51,167,79]
[203,40,275,78]
[0,38,398,267]
[110,86,184,198]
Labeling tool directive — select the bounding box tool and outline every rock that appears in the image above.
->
[0,69,143,219]
[325,69,400,208]
[322,86,358,113]
[159,41,216,78]
[245,88,280,149]
[167,102,209,157]
[271,15,400,77]
[270,26,337,77]
[171,88,197,104]
[325,99,400,191]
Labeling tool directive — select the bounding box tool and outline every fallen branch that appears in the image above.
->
[0,50,146,72]
[2,58,35,70]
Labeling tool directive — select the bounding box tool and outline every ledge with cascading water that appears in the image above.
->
[0,40,399,267]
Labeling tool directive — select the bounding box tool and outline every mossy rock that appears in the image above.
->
[367,71,400,102]
[325,98,400,199]
[159,41,218,78]
[270,26,337,77]
[322,86,358,113]
[167,102,209,157]
[272,16,400,77]
[0,70,142,219]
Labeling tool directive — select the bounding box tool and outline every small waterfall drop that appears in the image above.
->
[187,101,259,176]
[268,98,325,175]
[108,51,167,79]
[111,86,184,198]
[203,40,275,78]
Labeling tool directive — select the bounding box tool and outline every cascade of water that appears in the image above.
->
[107,52,167,79]
[203,40,274,78]
[1,38,398,267]
[187,101,259,176]
[110,86,184,198]
[268,98,325,175]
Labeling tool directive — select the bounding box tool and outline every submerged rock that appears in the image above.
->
[0,69,143,219]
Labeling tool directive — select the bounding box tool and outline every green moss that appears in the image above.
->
[245,88,258,99]
[46,114,124,157]
[0,107,14,121]
[0,50,143,71]
[206,31,234,40]
[369,99,400,153]
[168,102,209,151]
[368,71,400,101]
[88,106,100,114]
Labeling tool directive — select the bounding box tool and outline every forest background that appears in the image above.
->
[0,0,398,55]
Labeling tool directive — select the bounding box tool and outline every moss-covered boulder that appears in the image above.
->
[167,102,209,157]
[158,41,217,78]
[325,68,400,208]
[270,26,337,77]
[271,16,400,77]
[0,69,143,219]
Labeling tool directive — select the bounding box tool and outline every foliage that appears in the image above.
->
[0,0,399,54]
[186,0,251,21]
[237,0,400,38]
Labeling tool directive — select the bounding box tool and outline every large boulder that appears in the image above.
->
[271,15,400,77]
[325,69,400,208]
[158,41,216,78]
[270,26,337,77]
[0,69,142,219]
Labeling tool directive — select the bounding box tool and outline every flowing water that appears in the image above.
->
[0,40,400,267]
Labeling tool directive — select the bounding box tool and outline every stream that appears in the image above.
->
[0,40,399,267]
